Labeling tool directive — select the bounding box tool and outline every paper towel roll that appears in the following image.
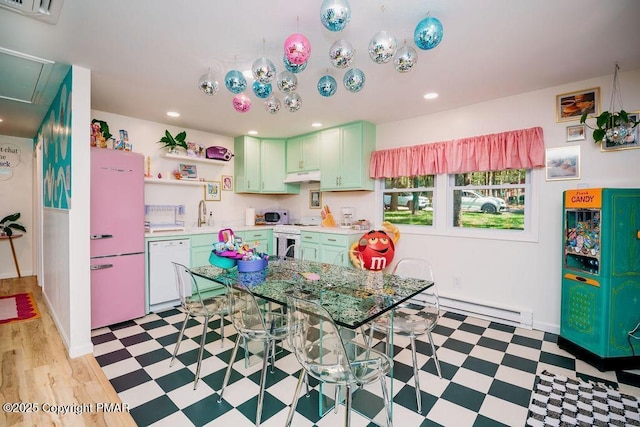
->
[245,208,256,226]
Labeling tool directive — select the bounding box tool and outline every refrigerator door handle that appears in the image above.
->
[91,263,114,270]
[91,234,114,240]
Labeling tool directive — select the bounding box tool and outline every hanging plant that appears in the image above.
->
[580,110,639,144]
[157,130,188,152]
[0,212,26,237]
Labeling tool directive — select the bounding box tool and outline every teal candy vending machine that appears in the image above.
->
[558,188,640,370]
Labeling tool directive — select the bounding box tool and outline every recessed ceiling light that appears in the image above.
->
[423,92,439,100]
[0,118,3,123]
[166,111,180,117]
[311,122,322,128]
[248,130,258,135]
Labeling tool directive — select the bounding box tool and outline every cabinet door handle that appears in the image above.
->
[91,234,113,240]
[327,238,337,242]
[91,263,113,270]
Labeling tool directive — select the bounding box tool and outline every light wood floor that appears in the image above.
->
[0,276,136,427]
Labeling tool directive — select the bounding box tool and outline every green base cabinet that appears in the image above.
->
[300,231,320,261]
[236,229,273,257]
[234,136,299,194]
[190,233,225,297]
[300,231,359,266]
[319,121,376,191]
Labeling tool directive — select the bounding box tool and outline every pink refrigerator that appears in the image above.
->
[90,148,145,329]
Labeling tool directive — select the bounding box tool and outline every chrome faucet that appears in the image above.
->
[198,200,207,227]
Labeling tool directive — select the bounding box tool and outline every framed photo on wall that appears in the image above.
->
[204,181,221,201]
[556,87,599,122]
[309,190,321,209]
[179,163,198,180]
[221,175,233,191]
[545,146,581,181]
[566,124,586,142]
[600,111,640,152]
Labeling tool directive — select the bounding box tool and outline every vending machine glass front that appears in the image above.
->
[564,208,601,275]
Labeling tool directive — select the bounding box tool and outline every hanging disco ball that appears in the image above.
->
[284,92,302,112]
[343,68,365,93]
[232,93,251,113]
[317,75,338,97]
[283,55,308,73]
[414,16,444,50]
[393,44,418,73]
[224,70,247,94]
[252,57,276,84]
[198,71,219,95]
[368,30,397,64]
[329,39,355,69]
[264,95,281,114]
[277,71,298,93]
[320,0,351,32]
[284,33,311,65]
[252,81,272,99]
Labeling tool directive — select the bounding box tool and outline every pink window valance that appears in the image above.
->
[370,126,545,178]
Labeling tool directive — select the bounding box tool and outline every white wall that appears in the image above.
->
[0,136,34,279]
[370,69,640,333]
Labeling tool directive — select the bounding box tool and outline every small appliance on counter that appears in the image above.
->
[341,207,355,227]
[262,209,289,225]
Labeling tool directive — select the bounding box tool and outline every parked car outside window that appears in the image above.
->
[460,190,507,214]
[383,192,430,210]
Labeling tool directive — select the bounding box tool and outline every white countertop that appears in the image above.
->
[144,224,367,238]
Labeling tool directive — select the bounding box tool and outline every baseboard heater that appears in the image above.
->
[435,292,534,329]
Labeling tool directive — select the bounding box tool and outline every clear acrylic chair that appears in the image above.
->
[217,282,296,426]
[367,258,442,414]
[170,262,230,389]
[285,295,393,427]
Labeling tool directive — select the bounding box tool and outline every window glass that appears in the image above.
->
[382,175,435,226]
[451,169,527,230]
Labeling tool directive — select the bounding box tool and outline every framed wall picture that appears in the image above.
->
[546,146,581,181]
[566,124,586,142]
[556,87,599,122]
[179,163,198,180]
[221,175,233,191]
[204,181,221,201]
[600,111,639,152]
[309,190,321,209]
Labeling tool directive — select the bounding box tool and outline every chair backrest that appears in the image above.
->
[225,283,270,336]
[392,258,439,311]
[287,295,352,380]
[172,262,204,310]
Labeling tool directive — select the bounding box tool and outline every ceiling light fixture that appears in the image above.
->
[312,122,322,128]
[166,111,180,117]
[423,92,438,100]
[248,130,258,135]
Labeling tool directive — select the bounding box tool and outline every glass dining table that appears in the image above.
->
[191,258,435,423]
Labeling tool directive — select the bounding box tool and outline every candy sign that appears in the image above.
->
[0,143,21,181]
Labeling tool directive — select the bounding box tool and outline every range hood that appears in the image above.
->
[283,170,321,183]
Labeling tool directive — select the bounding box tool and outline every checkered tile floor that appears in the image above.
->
[91,308,640,426]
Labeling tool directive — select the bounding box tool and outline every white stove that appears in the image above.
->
[273,224,303,235]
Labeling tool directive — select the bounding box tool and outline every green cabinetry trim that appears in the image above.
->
[319,121,376,191]
[286,132,320,173]
[236,229,274,256]
[234,136,299,194]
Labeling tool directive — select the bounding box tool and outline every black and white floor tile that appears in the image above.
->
[91,309,640,426]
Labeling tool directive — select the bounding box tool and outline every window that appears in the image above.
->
[382,175,435,226]
[451,169,528,230]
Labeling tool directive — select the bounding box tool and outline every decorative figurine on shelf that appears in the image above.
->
[350,221,400,271]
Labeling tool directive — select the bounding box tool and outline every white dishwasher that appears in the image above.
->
[148,239,191,312]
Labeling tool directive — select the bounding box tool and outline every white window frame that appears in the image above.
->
[376,168,540,243]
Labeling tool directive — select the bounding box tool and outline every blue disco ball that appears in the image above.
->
[343,68,365,93]
[414,16,444,50]
[252,81,272,99]
[224,70,247,94]
[317,75,337,97]
[320,0,351,32]
[283,55,308,73]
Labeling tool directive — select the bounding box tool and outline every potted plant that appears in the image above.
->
[158,130,188,154]
[580,110,639,145]
[0,212,26,237]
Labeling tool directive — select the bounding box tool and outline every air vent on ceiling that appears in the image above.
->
[0,0,64,24]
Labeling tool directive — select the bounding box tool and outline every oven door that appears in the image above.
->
[274,233,300,259]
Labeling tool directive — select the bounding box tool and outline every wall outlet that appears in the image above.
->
[453,276,461,289]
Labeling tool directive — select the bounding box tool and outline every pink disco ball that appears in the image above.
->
[284,33,311,65]
[232,93,251,113]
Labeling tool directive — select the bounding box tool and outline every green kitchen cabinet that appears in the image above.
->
[190,233,225,297]
[319,233,360,266]
[236,229,273,256]
[319,121,376,191]
[300,231,320,261]
[234,136,299,194]
[286,132,320,173]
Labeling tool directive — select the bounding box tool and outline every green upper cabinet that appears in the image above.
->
[319,121,376,191]
[234,136,299,194]
[286,132,320,173]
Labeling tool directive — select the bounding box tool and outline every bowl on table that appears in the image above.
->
[209,251,238,269]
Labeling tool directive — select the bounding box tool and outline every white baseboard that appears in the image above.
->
[438,292,534,330]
